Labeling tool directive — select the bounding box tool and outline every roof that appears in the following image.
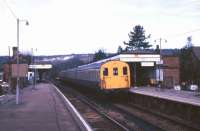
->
[121,49,181,57]
[121,49,156,54]
[161,49,180,57]
[192,47,200,61]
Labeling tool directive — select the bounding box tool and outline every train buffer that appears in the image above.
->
[0,83,92,131]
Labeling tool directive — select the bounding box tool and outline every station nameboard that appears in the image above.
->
[29,64,52,69]
[12,64,28,77]
[141,62,154,67]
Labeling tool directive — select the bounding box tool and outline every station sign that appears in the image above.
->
[29,64,52,69]
[141,62,154,67]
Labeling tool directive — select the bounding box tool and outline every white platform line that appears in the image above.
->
[51,84,93,131]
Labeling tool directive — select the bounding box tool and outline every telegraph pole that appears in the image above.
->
[8,46,11,93]
[16,18,20,104]
[16,18,29,104]
[31,48,37,90]
[2,0,29,104]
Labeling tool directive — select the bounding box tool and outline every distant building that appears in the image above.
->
[3,47,29,91]
[162,47,200,87]
[3,64,10,82]
[161,49,180,88]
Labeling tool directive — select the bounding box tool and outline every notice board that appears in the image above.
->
[12,64,28,78]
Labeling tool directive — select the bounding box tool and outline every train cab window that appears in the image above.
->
[103,68,108,76]
[113,68,118,76]
[123,67,127,75]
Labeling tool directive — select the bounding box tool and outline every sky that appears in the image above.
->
[0,0,200,55]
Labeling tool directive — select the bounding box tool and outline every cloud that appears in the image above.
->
[0,0,200,55]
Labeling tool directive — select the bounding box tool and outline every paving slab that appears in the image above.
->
[0,83,81,131]
[130,87,200,107]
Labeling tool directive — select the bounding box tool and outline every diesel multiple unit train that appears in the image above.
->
[59,60,131,91]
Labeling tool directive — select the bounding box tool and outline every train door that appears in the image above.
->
[110,67,121,88]
[101,67,111,88]
[110,66,130,88]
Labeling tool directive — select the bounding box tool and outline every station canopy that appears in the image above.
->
[93,53,160,64]
[82,53,161,68]
[111,54,160,62]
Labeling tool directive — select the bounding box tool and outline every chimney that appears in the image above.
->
[12,47,18,58]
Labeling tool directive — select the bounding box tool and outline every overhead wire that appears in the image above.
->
[165,28,200,39]
[2,0,17,19]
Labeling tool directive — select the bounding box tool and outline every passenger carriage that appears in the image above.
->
[59,60,131,92]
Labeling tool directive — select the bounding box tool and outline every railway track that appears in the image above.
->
[52,79,199,131]
[68,93,129,131]
[80,97,131,130]
[54,81,131,131]
[53,80,162,131]
[56,80,199,131]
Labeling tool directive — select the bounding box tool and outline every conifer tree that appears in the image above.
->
[124,25,151,50]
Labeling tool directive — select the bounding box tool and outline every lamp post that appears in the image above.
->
[31,48,37,90]
[16,18,29,104]
[154,38,167,87]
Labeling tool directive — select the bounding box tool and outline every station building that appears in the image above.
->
[161,49,180,88]
[2,47,52,90]
[96,50,160,87]
[100,50,180,87]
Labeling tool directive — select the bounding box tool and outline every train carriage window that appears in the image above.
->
[123,67,127,75]
[113,68,118,76]
[103,68,108,76]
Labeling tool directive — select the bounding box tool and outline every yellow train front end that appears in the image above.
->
[100,61,131,90]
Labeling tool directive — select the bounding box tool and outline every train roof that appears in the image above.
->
[77,59,111,70]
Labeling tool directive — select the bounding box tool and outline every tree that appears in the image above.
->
[185,36,193,48]
[180,47,192,83]
[117,46,123,53]
[180,36,196,84]
[124,25,151,50]
[93,49,107,62]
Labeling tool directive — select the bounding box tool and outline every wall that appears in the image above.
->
[163,56,180,87]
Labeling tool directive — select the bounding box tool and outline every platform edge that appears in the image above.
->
[51,84,93,131]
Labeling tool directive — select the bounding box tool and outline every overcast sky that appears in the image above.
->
[0,0,200,55]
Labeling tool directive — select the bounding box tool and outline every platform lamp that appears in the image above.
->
[154,38,167,86]
[31,48,37,90]
[16,18,29,104]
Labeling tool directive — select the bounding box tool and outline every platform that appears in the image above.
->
[0,83,91,131]
[130,87,200,107]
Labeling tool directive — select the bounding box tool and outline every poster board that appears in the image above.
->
[12,64,28,78]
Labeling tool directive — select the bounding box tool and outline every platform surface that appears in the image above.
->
[130,87,200,107]
[0,83,80,131]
